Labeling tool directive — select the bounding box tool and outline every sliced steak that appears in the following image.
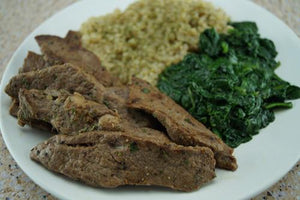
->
[65,30,81,48]
[11,51,49,123]
[127,78,237,171]
[11,49,102,131]
[9,97,53,131]
[5,63,105,103]
[30,130,215,191]
[9,99,19,117]
[19,51,48,73]
[5,64,156,131]
[10,31,119,124]
[35,32,121,87]
[18,89,120,134]
[17,87,160,134]
[103,87,160,130]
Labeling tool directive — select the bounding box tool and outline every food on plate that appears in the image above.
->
[35,33,121,87]
[5,28,237,190]
[157,22,300,148]
[3,0,300,194]
[17,86,160,134]
[18,89,121,133]
[6,50,160,131]
[10,51,48,117]
[5,63,105,102]
[9,99,19,117]
[102,87,160,129]
[8,31,119,119]
[5,63,107,131]
[80,0,230,84]
[12,0,299,191]
[19,51,49,73]
[64,30,82,47]
[128,77,237,170]
[30,130,216,192]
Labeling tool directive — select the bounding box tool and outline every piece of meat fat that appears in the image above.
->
[18,89,120,134]
[5,63,105,103]
[35,32,121,87]
[127,77,237,171]
[30,130,215,192]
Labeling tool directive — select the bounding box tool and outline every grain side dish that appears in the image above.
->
[80,0,230,84]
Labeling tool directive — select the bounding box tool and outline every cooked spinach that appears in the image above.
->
[157,22,300,148]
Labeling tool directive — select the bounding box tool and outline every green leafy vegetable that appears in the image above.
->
[157,21,300,148]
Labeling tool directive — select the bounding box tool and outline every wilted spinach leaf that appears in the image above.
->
[157,21,300,148]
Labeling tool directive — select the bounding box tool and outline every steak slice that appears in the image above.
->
[5,64,156,131]
[18,89,120,134]
[127,78,237,171]
[103,87,160,130]
[35,32,121,87]
[9,99,19,117]
[9,31,122,130]
[65,31,81,48]
[10,31,119,123]
[5,63,105,103]
[10,98,52,131]
[30,130,215,191]
[17,87,160,134]
[19,51,48,73]
[10,51,49,122]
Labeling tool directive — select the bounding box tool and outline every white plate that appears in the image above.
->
[1,0,300,199]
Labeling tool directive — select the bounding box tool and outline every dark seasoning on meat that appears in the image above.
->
[4,31,237,192]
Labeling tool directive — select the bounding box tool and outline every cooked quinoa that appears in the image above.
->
[80,0,230,85]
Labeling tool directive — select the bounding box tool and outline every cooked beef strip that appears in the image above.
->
[11,51,48,121]
[10,31,121,123]
[30,130,215,191]
[5,63,157,131]
[17,87,161,134]
[9,97,53,131]
[9,99,19,117]
[11,31,123,130]
[5,63,105,102]
[19,31,120,87]
[18,89,120,134]
[103,87,161,130]
[11,51,48,123]
[65,31,81,48]
[19,51,48,73]
[127,77,237,171]
[35,32,121,87]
